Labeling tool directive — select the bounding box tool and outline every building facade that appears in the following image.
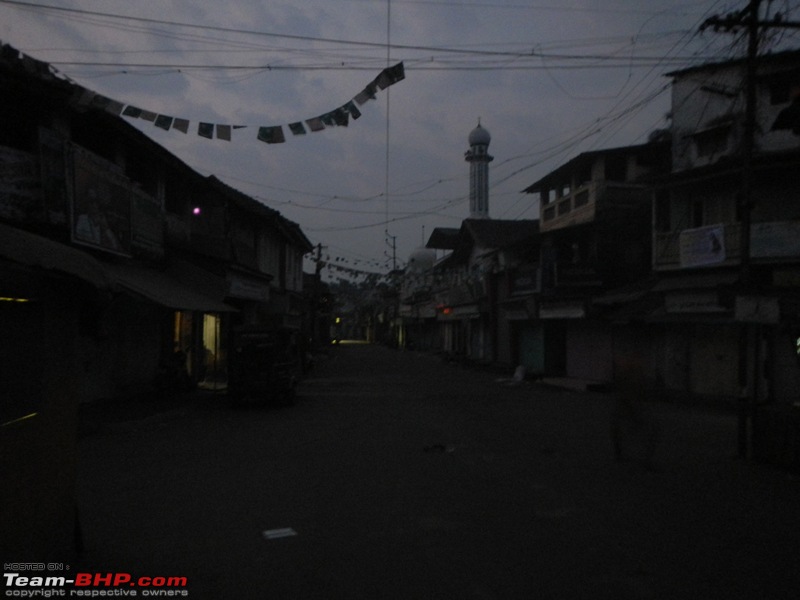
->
[523,142,671,384]
[0,43,313,557]
[653,50,800,467]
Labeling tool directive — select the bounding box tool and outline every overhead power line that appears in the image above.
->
[44,60,707,71]
[1,0,728,70]
[0,0,583,57]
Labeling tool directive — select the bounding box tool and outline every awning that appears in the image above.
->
[106,262,237,312]
[0,222,109,289]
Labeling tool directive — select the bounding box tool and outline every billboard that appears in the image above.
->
[71,147,131,255]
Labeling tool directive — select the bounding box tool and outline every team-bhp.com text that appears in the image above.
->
[4,573,189,597]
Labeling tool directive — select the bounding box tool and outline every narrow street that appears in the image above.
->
[77,344,800,600]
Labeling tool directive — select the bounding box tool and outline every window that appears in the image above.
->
[574,190,589,208]
[577,164,592,187]
[605,156,627,182]
[543,205,556,221]
[694,126,729,158]
[558,198,571,216]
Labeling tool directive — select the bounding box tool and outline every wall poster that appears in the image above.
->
[71,146,131,255]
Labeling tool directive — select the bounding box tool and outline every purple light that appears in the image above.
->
[192,207,201,215]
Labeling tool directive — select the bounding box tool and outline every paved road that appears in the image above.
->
[76,344,800,599]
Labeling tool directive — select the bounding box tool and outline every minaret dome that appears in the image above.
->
[468,122,491,146]
[465,120,493,219]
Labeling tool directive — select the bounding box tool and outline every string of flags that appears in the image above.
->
[72,62,405,144]
[306,251,398,282]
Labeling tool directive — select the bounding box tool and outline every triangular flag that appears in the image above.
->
[289,122,306,135]
[216,124,232,141]
[198,122,214,139]
[257,126,285,144]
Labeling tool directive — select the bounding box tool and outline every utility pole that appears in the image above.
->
[385,233,397,271]
[700,1,800,458]
[311,243,326,349]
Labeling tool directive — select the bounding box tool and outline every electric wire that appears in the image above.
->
[4,0,794,262]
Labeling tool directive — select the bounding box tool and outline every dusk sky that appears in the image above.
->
[3,0,798,279]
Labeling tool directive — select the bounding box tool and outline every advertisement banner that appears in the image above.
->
[71,147,131,255]
[679,224,726,268]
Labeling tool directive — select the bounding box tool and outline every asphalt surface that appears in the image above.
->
[76,343,800,599]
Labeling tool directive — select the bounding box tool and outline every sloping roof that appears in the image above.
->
[463,218,539,249]
[207,176,280,219]
[1,43,205,181]
[426,227,460,250]
[521,141,669,194]
[1,43,314,255]
[446,219,539,264]
[206,176,312,252]
[279,218,314,253]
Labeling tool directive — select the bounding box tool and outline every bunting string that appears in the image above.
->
[73,62,405,144]
[2,42,404,145]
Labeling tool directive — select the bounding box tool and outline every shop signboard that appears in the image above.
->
[0,146,39,223]
[734,296,780,324]
[38,127,69,225]
[131,186,164,258]
[751,221,800,259]
[665,291,725,314]
[679,224,726,268]
[71,147,131,255]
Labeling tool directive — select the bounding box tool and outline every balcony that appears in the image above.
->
[541,182,597,233]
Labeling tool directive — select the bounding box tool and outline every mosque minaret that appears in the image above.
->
[464,120,493,219]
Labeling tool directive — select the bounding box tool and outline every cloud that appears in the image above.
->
[0,0,764,269]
